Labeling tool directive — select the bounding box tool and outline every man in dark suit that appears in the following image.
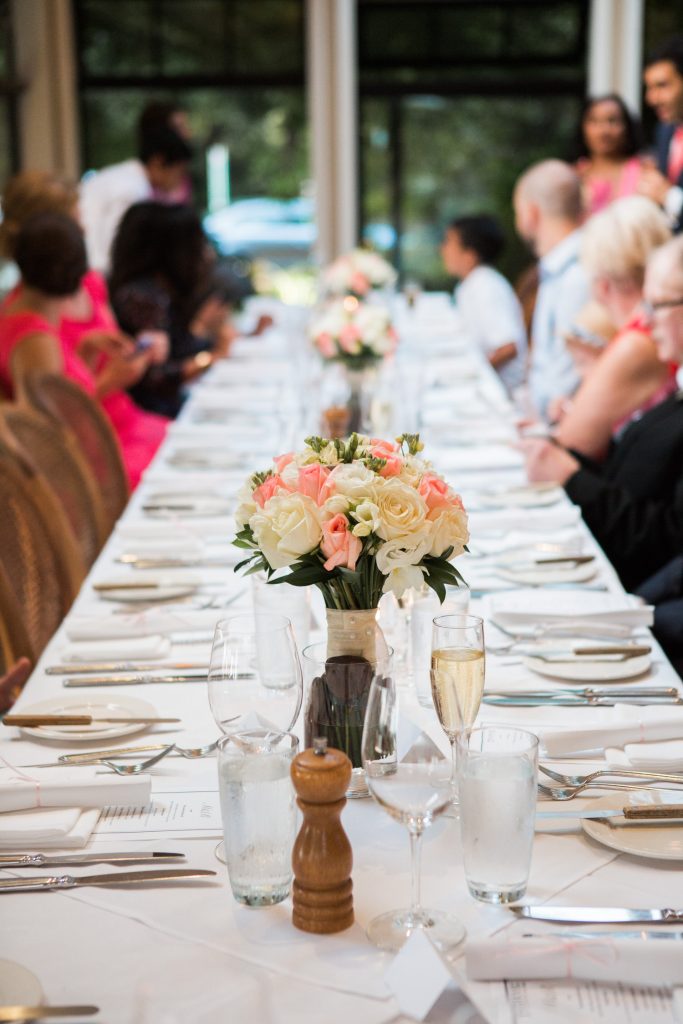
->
[640,37,683,231]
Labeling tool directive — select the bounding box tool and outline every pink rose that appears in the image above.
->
[419,473,451,512]
[350,271,370,296]
[320,513,362,571]
[316,332,337,358]
[274,452,294,474]
[297,463,331,506]
[253,474,287,508]
[339,323,362,354]
[371,439,402,477]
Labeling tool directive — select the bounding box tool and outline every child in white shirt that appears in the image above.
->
[441,215,527,392]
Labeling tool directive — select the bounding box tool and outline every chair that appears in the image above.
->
[0,446,85,659]
[0,562,34,677]
[0,404,108,567]
[23,372,130,534]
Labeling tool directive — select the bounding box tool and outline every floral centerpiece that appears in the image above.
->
[234,433,468,765]
[322,248,397,299]
[310,298,398,371]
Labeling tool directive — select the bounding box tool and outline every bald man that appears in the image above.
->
[514,160,590,417]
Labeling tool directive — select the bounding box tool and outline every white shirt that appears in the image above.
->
[529,229,589,417]
[455,264,527,392]
[79,159,153,273]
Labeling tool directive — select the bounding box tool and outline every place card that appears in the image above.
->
[384,929,454,1021]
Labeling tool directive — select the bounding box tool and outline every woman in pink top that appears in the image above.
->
[574,94,643,215]
[0,213,166,488]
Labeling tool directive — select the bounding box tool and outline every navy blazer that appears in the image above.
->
[655,122,683,187]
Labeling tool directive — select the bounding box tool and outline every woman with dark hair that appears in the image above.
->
[109,201,227,417]
[574,94,643,214]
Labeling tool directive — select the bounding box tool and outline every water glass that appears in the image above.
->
[217,730,299,906]
[457,726,538,904]
[251,571,311,652]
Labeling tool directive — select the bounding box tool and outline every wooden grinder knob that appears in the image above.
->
[290,737,354,934]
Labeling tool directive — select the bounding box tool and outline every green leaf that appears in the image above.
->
[425,577,446,603]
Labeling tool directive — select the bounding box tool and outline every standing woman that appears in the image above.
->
[574,94,643,215]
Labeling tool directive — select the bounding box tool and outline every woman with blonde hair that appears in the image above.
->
[553,195,673,459]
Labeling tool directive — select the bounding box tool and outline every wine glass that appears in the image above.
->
[430,614,485,813]
[361,660,466,953]
[208,614,303,736]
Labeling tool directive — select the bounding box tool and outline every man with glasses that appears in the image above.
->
[640,37,683,231]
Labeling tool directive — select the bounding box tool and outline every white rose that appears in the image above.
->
[250,493,323,570]
[376,533,431,574]
[350,499,382,537]
[321,494,350,519]
[398,454,425,488]
[325,461,375,500]
[382,565,426,598]
[373,478,429,541]
[428,505,470,558]
[235,482,257,529]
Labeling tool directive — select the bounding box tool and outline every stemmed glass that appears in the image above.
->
[361,659,466,953]
[208,614,303,736]
[430,614,485,813]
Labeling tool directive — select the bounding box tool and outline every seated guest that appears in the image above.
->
[637,556,683,676]
[80,102,194,273]
[109,201,225,418]
[574,94,643,215]
[561,300,617,383]
[0,173,168,488]
[553,196,673,459]
[518,235,683,592]
[513,160,590,417]
[441,214,527,393]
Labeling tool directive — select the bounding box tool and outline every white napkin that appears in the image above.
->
[117,519,235,540]
[609,740,683,771]
[466,936,683,987]
[66,610,222,640]
[429,444,523,472]
[60,634,172,661]
[0,807,100,847]
[484,590,653,630]
[0,766,151,813]
[115,537,206,559]
[469,505,581,535]
[540,705,683,757]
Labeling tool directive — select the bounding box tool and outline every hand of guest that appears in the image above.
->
[516,438,580,486]
[137,330,170,365]
[250,314,274,337]
[637,164,672,207]
[212,323,238,359]
[0,657,32,714]
[94,347,154,396]
[77,329,135,366]
[546,395,573,425]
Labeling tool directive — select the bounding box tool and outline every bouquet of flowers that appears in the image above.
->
[322,248,397,299]
[234,433,468,608]
[309,299,398,370]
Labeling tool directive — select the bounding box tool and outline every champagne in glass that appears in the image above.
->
[430,615,485,811]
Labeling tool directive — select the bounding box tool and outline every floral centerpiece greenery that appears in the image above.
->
[309,299,398,371]
[233,433,468,608]
[322,247,397,299]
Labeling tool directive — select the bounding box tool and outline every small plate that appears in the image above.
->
[0,959,43,1008]
[477,484,564,509]
[523,651,651,682]
[17,695,160,741]
[496,562,597,587]
[581,796,683,860]
[143,497,233,519]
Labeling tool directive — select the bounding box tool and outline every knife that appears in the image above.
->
[536,805,683,823]
[47,663,210,674]
[0,851,185,867]
[117,557,238,568]
[487,688,675,699]
[0,1006,99,1021]
[513,906,683,923]
[483,696,677,707]
[0,868,217,892]
[3,715,181,726]
[525,930,683,940]
[63,674,210,687]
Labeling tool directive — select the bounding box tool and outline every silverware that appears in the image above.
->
[3,714,180,727]
[0,868,217,892]
[489,618,633,641]
[0,1005,99,1021]
[488,687,675,700]
[536,805,683,823]
[117,556,238,568]
[524,647,651,663]
[538,781,660,800]
[64,674,211,687]
[46,663,209,675]
[513,906,683,924]
[525,930,683,940]
[0,851,184,867]
[99,744,176,775]
[539,764,683,788]
[483,695,679,707]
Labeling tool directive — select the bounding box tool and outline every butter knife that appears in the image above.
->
[483,696,679,707]
[0,1006,99,1021]
[0,868,217,892]
[3,714,181,726]
[536,806,683,823]
[63,674,211,687]
[513,906,683,924]
[526,930,683,940]
[47,663,210,675]
[0,851,185,867]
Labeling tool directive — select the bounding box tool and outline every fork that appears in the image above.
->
[539,764,683,788]
[100,744,176,775]
[538,780,664,801]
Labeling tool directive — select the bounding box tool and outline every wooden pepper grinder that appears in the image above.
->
[291,737,354,934]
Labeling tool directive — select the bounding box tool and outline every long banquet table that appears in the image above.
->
[2,294,683,1024]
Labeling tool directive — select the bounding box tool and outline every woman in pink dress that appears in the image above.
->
[0,212,166,489]
[574,94,643,215]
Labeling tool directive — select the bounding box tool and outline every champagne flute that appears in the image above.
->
[361,659,466,953]
[208,614,303,737]
[430,614,485,811]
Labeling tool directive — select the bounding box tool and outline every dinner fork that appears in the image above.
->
[100,744,176,775]
[538,780,661,801]
[539,764,683,788]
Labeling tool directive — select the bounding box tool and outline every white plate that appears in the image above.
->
[0,959,43,1006]
[523,651,652,682]
[477,484,564,509]
[166,449,249,470]
[496,562,598,587]
[581,796,683,860]
[17,695,160,741]
[98,585,197,603]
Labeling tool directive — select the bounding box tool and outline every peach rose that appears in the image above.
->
[252,474,287,508]
[316,332,336,358]
[298,463,331,506]
[371,439,402,477]
[350,271,370,296]
[320,513,362,571]
[274,452,295,474]
[418,473,451,512]
[339,323,362,354]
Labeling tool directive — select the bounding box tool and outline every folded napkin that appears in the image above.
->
[540,705,683,757]
[60,634,172,661]
[608,739,683,772]
[0,766,151,813]
[0,807,100,848]
[469,506,581,536]
[484,590,653,630]
[466,936,683,987]
[66,610,222,641]
[429,446,522,473]
[117,520,235,541]
[115,536,206,559]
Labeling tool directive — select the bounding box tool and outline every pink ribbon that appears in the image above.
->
[490,937,619,980]
[0,752,42,807]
